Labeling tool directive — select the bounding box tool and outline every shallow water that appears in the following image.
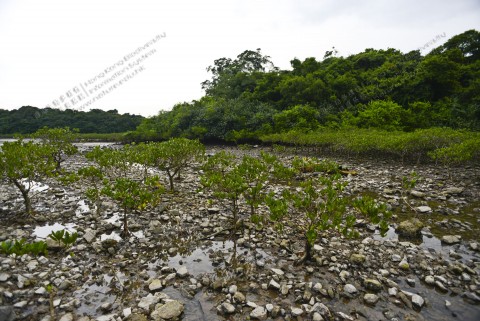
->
[162,287,217,321]
[33,222,76,239]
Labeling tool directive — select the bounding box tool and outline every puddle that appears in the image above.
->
[162,286,217,321]
[74,274,118,317]
[132,230,145,239]
[21,179,49,193]
[76,200,91,217]
[373,227,479,263]
[33,223,76,239]
[104,213,122,225]
[167,240,235,276]
[100,231,122,242]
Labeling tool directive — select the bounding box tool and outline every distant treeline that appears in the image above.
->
[128,29,480,143]
[0,106,143,134]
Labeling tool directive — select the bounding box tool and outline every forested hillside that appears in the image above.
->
[0,106,143,134]
[130,30,479,143]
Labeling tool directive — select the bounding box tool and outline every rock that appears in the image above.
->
[268,279,280,290]
[149,279,163,292]
[280,282,289,296]
[442,235,461,244]
[291,307,303,316]
[26,260,38,271]
[176,266,189,278]
[424,276,435,285]
[412,294,425,309]
[138,294,161,311]
[250,306,267,320]
[59,313,74,321]
[221,302,235,314]
[443,187,463,195]
[233,291,245,303]
[415,206,432,213]
[271,268,284,276]
[463,292,480,303]
[311,302,331,319]
[364,279,382,292]
[13,301,27,308]
[410,190,425,198]
[151,300,184,320]
[388,287,398,296]
[399,257,410,270]
[0,273,10,282]
[343,284,358,297]
[364,293,379,305]
[397,218,424,237]
[123,307,132,318]
[350,253,366,264]
[337,311,354,320]
[391,254,402,262]
[0,306,15,321]
[228,284,237,294]
[313,312,324,321]
[83,229,96,243]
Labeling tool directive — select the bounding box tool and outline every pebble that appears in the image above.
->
[364,293,379,305]
[343,284,358,297]
[416,206,432,213]
[442,235,461,244]
[250,306,267,320]
[412,294,425,308]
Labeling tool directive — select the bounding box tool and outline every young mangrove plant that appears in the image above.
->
[201,151,247,230]
[48,229,78,250]
[31,126,79,171]
[237,152,295,224]
[0,139,56,215]
[267,171,391,264]
[102,175,164,236]
[0,239,48,257]
[150,138,205,192]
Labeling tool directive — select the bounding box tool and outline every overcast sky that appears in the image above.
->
[0,0,479,117]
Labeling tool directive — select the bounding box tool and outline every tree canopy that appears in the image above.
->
[131,30,480,143]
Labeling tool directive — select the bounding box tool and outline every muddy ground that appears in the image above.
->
[0,145,479,321]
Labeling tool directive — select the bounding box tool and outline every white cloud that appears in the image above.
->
[0,0,479,116]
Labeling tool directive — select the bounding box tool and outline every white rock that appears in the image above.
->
[250,306,267,320]
[13,301,28,308]
[138,294,161,311]
[416,206,432,213]
[271,268,284,276]
[364,293,379,305]
[412,294,425,308]
[425,275,435,285]
[343,284,358,296]
[228,284,237,294]
[268,279,280,290]
[58,313,74,321]
[291,307,303,316]
[176,266,189,278]
[35,287,47,295]
[148,279,163,292]
[221,302,235,314]
[123,307,132,318]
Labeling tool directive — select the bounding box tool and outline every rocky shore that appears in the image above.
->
[0,145,479,321]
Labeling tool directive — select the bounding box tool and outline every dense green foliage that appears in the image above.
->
[32,127,79,170]
[0,106,143,134]
[0,139,57,214]
[261,128,480,165]
[130,30,480,148]
[0,239,48,256]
